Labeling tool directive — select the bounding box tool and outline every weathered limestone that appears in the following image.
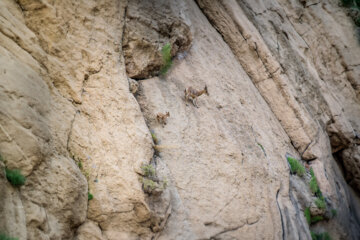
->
[0,0,359,239]
[123,0,192,79]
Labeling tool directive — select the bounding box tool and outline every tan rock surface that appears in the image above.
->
[75,220,107,240]
[123,0,192,79]
[0,0,154,239]
[0,0,360,239]
[135,0,307,239]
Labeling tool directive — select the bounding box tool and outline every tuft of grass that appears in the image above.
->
[311,231,317,240]
[311,231,331,240]
[159,43,173,75]
[331,209,337,218]
[5,168,26,186]
[0,154,4,162]
[142,178,158,193]
[304,207,311,224]
[311,215,324,224]
[78,161,83,170]
[0,233,18,240]
[151,131,158,145]
[141,164,156,178]
[315,196,326,209]
[88,192,93,201]
[287,156,305,177]
[309,168,320,195]
[323,232,331,240]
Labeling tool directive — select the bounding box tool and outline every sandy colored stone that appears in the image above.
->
[123,0,192,79]
[75,220,107,240]
[1,0,360,239]
[0,0,154,239]
[341,145,360,190]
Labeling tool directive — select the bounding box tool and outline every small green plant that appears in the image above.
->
[151,131,158,145]
[5,168,26,186]
[311,215,324,224]
[323,232,331,240]
[88,192,93,201]
[159,43,172,75]
[309,168,320,195]
[311,231,317,240]
[78,161,83,169]
[311,231,331,240]
[0,233,18,240]
[0,154,4,162]
[142,178,158,192]
[304,207,311,224]
[141,164,156,178]
[287,156,305,177]
[331,209,337,217]
[315,196,326,209]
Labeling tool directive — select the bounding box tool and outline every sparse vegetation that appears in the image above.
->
[304,207,311,224]
[159,43,172,75]
[140,163,167,195]
[78,161,83,169]
[287,156,305,177]
[151,131,158,145]
[5,168,26,186]
[308,168,327,214]
[142,178,158,192]
[141,164,156,178]
[88,192,93,201]
[0,233,18,240]
[311,215,324,224]
[331,209,337,218]
[315,196,326,209]
[0,154,4,162]
[309,168,320,195]
[311,231,331,240]
[142,177,167,194]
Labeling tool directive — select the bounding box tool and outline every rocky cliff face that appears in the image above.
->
[0,0,359,239]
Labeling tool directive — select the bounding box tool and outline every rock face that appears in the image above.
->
[122,0,192,79]
[0,0,153,239]
[0,0,360,240]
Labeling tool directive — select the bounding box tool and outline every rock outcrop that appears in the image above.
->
[123,0,192,79]
[0,0,359,239]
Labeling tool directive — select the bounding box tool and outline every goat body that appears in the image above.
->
[156,112,170,126]
[184,85,208,108]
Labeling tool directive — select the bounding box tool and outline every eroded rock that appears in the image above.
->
[340,145,360,191]
[122,0,192,79]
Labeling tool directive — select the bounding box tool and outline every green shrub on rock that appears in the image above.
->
[5,168,26,186]
[159,43,172,75]
[0,233,18,240]
[309,168,320,195]
[287,156,305,177]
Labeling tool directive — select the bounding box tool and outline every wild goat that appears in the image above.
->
[156,112,170,126]
[184,85,209,108]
